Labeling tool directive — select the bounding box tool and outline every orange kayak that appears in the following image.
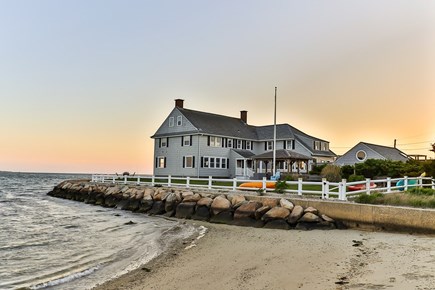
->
[239,182,276,189]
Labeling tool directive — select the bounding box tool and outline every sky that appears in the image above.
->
[1,0,434,174]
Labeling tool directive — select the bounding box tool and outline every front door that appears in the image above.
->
[236,159,245,176]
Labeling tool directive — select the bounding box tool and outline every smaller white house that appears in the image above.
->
[335,142,410,166]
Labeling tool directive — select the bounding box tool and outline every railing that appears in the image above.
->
[91,174,435,201]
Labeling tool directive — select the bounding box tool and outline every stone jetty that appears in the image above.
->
[48,180,341,230]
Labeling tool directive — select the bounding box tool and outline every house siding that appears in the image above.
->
[335,144,385,166]
[153,108,198,137]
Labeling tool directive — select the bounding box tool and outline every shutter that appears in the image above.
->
[222,138,225,148]
[233,139,236,148]
[181,136,184,147]
[227,158,229,169]
[190,135,193,146]
[164,157,167,168]
[284,140,287,149]
[201,157,204,168]
[167,137,169,147]
[292,140,295,150]
[207,136,210,146]
[225,138,228,148]
[155,158,158,168]
[242,140,246,149]
[192,156,195,168]
[182,156,185,168]
[158,139,161,148]
[264,142,267,150]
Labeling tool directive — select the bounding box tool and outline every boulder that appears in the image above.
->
[211,196,231,215]
[260,197,279,208]
[255,205,270,220]
[197,197,213,207]
[153,189,169,201]
[262,207,290,221]
[264,219,291,230]
[321,214,335,223]
[148,201,166,215]
[192,205,211,221]
[134,189,144,200]
[230,195,246,208]
[299,212,321,223]
[165,192,180,212]
[175,202,196,219]
[181,191,194,198]
[144,188,155,198]
[182,193,201,203]
[234,202,262,220]
[296,221,336,230]
[210,211,233,224]
[288,205,305,224]
[279,198,294,211]
[138,196,153,213]
[304,207,318,215]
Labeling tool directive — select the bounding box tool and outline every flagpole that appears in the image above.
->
[273,87,277,176]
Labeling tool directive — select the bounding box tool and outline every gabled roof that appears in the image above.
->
[178,108,258,139]
[361,142,409,161]
[232,149,256,158]
[254,124,295,140]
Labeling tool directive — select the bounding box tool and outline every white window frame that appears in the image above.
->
[183,136,191,146]
[356,150,367,161]
[161,138,167,147]
[286,140,294,150]
[237,139,242,149]
[169,117,174,127]
[157,156,165,168]
[267,141,273,151]
[177,116,182,126]
[185,156,194,168]
[246,141,251,150]
[203,156,227,169]
[322,142,329,151]
[227,139,232,148]
[314,141,321,150]
[210,136,222,147]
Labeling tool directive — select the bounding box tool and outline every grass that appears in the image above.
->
[354,187,435,209]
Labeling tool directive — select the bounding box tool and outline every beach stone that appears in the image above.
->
[175,202,196,219]
[279,198,294,211]
[134,189,144,200]
[182,193,201,203]
[144,188,155,198]
[165,192,180,212]
[321,214,335,223]
[95,193,105,206]
[255,205,271,220]
[192,205,211,221]
[230,195,246,208]
[260,197,279,208]
[264,219,291,230]
[304,207,319,215]
[210,210,233,224]
[211,196,231,215]
[138,197,153,213]
[125,199,141,212]
[148,201,166,215]
[104,195,118,207]
[154,189,169,201]
[288,205,305,224]
[120,186,130,193]
[299,212,321,223]
[234,201,262,220]
[296,221,336,231]
[181,191,194,198]
[262,207,290,221]
[197,197,213,207]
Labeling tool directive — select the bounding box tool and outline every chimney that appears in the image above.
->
[175,99,184,108]
[240,110,247,123]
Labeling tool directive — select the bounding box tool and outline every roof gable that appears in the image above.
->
[361,142,409,161]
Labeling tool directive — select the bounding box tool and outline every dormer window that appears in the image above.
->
[177,116,182,126]
[169,117,174,127]
[321,142,329,151]
[314,141,321,150]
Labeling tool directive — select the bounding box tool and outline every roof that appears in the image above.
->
[361,142,409,161]
[232,149,256,158]
[252,149,312,160]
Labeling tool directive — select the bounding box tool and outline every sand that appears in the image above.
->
[93,222,435,290]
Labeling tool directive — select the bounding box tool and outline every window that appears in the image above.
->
[321,142,328,151]
[183,156,194,168]
[286,140,295,150]
[267,141,273,150]
[182,136,191,146]
[237,139,242,149]
[202,156,228,169]
[209,136,222,147]
[157,156,166,168]
[246,141,251,150]
[314,141,321,150]
[227,139,232,148]
[161,138,167,147]
[169,117,174,127]
[356,150,367,161]
[177,116,182,126]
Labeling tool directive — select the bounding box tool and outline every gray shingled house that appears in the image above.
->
[334,142,410,166]
[152,99,336,178]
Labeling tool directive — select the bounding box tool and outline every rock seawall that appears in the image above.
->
[48,180,341,231]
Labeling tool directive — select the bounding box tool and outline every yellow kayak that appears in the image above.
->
[239,182,276,189]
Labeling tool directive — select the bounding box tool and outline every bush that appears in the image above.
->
[354,192,384,204]
[340,165,355,180]
[348,174,365,182]
[274,178,290,193]
[309,164,327,175]
[321,164,342,182]
[408,187,435,196]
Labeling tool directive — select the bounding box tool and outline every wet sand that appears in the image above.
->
[93,222,435,290]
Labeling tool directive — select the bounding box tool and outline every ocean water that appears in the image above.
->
[0,172,197,290]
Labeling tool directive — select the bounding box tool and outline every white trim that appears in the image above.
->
[356,150,367,161]
[169,117,174,127]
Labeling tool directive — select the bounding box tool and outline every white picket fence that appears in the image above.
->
[91,174,435,201]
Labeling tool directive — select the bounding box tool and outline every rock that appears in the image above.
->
[210,196,231,215]
[192,205,211,221]
[181,191,194,198]
[255,205,270,220]
[230,195,246,208]
[264,219,291,230]
[210,211,233,224]
[197,197,213,207]
[279,198,294,211]
[304,207,318,215]
[234,202,262,220]
[124,220,136,225]
[154,189,169,201]
[321,214,335,223]
[134,189,144,200]
[299,212,321,223]
[144,188,155,197]
[296,221,336,230]
[262,207,290,221]
[260,197,279,208]
[165,192,180,212]
[175,202,196,219]
[182,193,201,203]
[148,201,166,215]
[288,205,304,224]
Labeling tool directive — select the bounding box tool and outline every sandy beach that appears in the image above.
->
[93,222,435,290]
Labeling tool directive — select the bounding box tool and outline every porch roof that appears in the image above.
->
[252,149,312,161]
[232,149,256,158]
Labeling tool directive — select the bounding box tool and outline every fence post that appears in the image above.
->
[262,177,267,192]
[186,176,190,188]
[297,178,303,196]
[151,176,155,186]
[137,177,140,185]
[340,179,347,201]
[365,178,371,195]
[232,178,237,191]
[208,176,212,189]
[123,175,127,184]
[112,176,115,184]
[322,178,327,199]
[168,175,172,187]
[386,177,391,193]
[432,177,435,190]
[325,180,330,199]
[101,176,105,183]
[404,176,408,191]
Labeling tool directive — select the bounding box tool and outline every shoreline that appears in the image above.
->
[92,222,435,290]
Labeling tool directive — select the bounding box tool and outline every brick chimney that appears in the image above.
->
[240,110,247,123]
[175,99,184,108]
